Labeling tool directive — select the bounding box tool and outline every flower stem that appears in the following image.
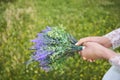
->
[72,45,83,51]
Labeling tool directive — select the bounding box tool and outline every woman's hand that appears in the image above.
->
[79,42,117,62]
[75,36,112,48]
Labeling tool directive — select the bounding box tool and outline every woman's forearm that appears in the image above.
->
[104,28,120,49]
[109,54,120,69]
[103,49,120,69]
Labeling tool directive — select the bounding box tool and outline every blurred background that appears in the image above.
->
[0,0,120,80]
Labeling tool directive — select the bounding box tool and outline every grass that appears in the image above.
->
[0,0,120,80]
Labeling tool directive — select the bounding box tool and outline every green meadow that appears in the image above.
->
[0,0,120,80]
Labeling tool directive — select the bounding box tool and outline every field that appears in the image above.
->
[0,0,120,80]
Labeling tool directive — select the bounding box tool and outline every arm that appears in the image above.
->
[109,54,120,69]
[76,28,120,49]
[76,28,120,69]
[104,28,120,69]
[80,42,120,69]
[104,28,120,49]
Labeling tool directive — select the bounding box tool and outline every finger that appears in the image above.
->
[82,57,87,60]
[75,37,92,46]
[79,51,81,55]
[88,59,93,62]
[82,42,89,47]
[82,42,94,46]
[79,51,84,57]
[75,38,88,46]
[92,60,96,62]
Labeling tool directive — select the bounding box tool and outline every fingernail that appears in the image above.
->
[83,57,86,60]
[75,43,78,45]
[82,46,85,50]
[93,60,95,62]
[89,59,93,62]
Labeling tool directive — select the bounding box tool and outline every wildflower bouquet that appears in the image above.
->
[28,26,83,71]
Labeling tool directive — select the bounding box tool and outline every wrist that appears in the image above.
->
[102,37,112,48]
[103,49,117,60]
[109,54,120,68]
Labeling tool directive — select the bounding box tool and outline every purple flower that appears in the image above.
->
[32,50,53,61]
[31,33,46,49]
[31,40,44,49]
[28,26,83,71]
[32,49,53,71]
[41,66,51,72]
[41,26,51,33]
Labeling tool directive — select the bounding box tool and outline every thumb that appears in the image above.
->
[82,42,89,46]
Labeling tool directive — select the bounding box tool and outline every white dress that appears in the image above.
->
[102,28,120,80]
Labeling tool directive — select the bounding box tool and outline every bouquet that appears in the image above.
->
[28,26,83,71]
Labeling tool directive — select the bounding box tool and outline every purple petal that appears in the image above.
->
[37,33,43,36]
[31,38,40,43]
[40,61,48,66]
[32,52,47,61]
[41,66,51,72]
[33,42,45,49]
[42,26,52,33]
[32,50,53,61]
[31,37,46,49]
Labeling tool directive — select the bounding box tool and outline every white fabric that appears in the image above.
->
[102,66,120,80]
[109,55,120,69]
[104,28,120,67]
[103,28,120,80]
[104,28,120,49]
